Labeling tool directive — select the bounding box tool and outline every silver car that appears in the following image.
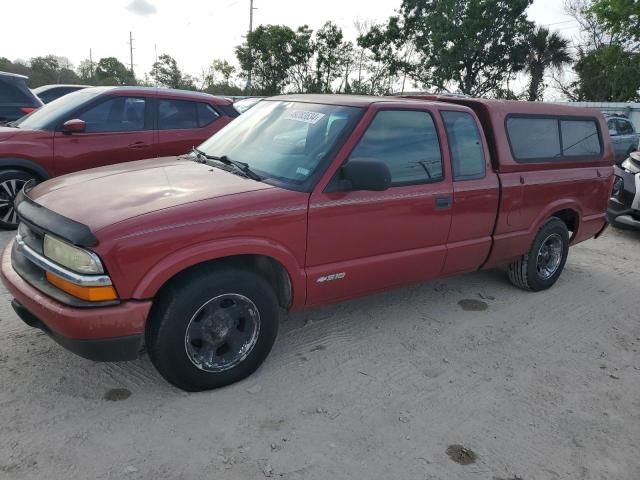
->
[607,115,639,164]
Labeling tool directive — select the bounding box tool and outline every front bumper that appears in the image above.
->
[0,239,152,361]
[607,166,640,229]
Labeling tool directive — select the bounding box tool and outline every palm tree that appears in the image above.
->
[526,27,573,101]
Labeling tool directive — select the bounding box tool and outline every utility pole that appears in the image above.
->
[129,31,135,77]
[154,44,158,85]
[246,0,257,93]
[89,48,94,79]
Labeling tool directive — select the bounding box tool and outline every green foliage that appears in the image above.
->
[572,45,640,101]
[201,59,242,95]
[357,17,413,95]
[0,55,81,87]
[236,25,300,95]
[589,0,640,44]
[314,22,353,93]
[95,57,136,85]
[150,54,195,89]
[403,0,534,95]
[289,26,316,93]
[525,27,572,101]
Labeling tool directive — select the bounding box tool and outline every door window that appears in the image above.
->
[347,110,443,186]
[441,111,485,180]
[77,97,146,133]
[616,119,635,135]
[159,99,198,129]
[608,119,619,136]
[196,103,220,127]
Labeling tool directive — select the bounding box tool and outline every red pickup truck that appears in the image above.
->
[1,95,614,391]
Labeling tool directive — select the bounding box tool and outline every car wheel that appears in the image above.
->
[508,217,570,292]
[147,265,280,392]
[0,170,35,230]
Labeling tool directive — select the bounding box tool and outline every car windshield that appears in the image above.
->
[197,100,362,188]
[13,89,102,130]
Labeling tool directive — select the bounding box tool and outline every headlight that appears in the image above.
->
[612,176,624,197]
[43,235,104,274]
[622,158,640,174]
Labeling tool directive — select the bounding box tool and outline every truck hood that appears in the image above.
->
[0,126,27,141]
[26,156,275,231]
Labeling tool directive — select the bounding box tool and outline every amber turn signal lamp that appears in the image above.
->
[45,272,118,302]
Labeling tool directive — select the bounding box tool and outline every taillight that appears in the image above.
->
[612,176,624,197]
[20,107,36,114]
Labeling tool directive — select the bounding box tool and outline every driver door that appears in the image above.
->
[306,106,453,306]
[53,95,155,176]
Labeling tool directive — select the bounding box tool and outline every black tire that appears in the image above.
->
[0,170,36,229]
[147,265,280,392]
[508,217,570,292]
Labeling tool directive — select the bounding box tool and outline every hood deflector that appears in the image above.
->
[15,182,97,247]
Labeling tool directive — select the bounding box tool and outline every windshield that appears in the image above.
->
[14,88,103,130]
[197,100,362,188]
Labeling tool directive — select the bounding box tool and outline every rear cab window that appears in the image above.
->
[506,115,603,162]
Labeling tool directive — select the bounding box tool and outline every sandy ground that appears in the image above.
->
[1,227,639,480]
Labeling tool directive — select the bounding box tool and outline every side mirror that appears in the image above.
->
[62,119,86,134]
[341,159,392,192]
[609,129,618,137]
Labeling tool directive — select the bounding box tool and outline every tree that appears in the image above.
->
[367,0,534,96]
[150,54,195,89]
[201,59,242,95]
[289,26,316,93]
[236,25,300,95]
[29,55,60,86]
[95,57,135,85]
[525,27,572,101]
[589,0,640,46]
[572,45,640,101]
[358,17,414,95]
[77,59,95,82]
[314,22,352,93]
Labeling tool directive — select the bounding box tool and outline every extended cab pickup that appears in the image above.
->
[0,95,614,391]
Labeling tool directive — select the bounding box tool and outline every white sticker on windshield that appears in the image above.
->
[296,167,310,176]
[283,110,326,125]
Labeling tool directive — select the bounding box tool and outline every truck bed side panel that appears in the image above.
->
[484,166,613,268]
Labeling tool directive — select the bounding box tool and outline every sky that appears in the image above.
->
[3,0,581,82]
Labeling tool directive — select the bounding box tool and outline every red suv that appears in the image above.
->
[0,87,238,228]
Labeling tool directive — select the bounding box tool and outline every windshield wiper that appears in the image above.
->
[192,147,262,181]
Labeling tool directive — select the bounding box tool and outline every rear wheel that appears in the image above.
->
[508,217,570,292]
[0,170,36,229]
[147,266,280,392]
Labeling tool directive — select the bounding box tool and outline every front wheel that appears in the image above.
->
[508,217,570,292]
[0,170,36,229]
[147,266,280,391]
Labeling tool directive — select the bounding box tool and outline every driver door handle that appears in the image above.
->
[128,141,151,149]
[435,196,452,209]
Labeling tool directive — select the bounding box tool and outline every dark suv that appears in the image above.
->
[0,72,43,124]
